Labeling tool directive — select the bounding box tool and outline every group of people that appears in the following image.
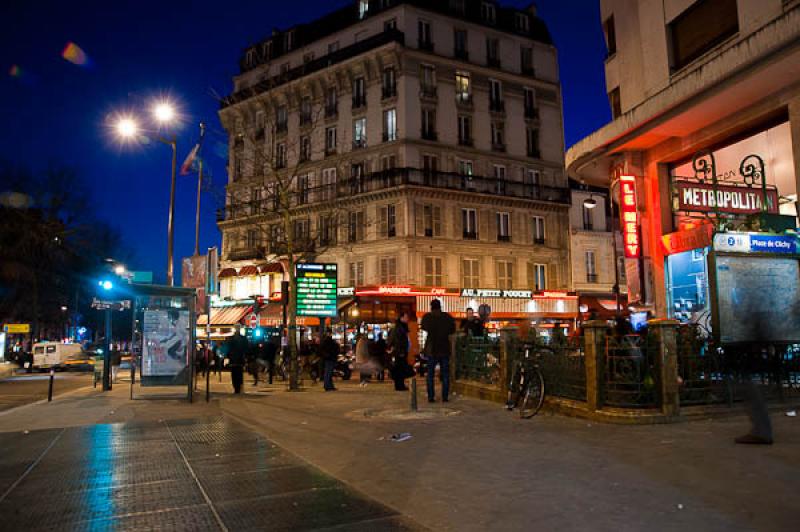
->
[354,311,415,391]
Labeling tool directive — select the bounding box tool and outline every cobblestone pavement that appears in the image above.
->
[0,415,422,531]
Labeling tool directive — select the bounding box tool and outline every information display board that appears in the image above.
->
[712,254,800,344]
[296,263,337,318]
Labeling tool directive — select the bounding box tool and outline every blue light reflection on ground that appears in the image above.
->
[84,424,117,531]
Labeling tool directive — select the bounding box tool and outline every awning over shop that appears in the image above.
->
[196,304,252,326]
[218,268,237,279]
[255,303,318,327]
[579,294,628,319]
[238,265,258,276]
[259,262,284,274]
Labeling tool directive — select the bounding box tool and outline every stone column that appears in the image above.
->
[583,321,608,411]
[648,319,680,417]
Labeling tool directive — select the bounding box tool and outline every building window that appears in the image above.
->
[418,19,433,50]
[246,228,258,249]
[284,30,294,51]
[604,15,616,56]
[276,105,288,132]
[300,96,312,125]
[515,12,529,32]
[526,169,541,186]
[582,204,594,230]
[348,210,365,242]
[352,77,366,109]
[382,67,396,99]
[586,251,598,283]
[383,108,397,142]
[297,174,310,205]
[349,261,364,286]
[524,87,537,118]
[275,142,286,169]
[491,122,504,150]
[458,115,472,146]
[458,159,473,178]
[350,162,365,194]
[489,79,503,111]
[493,164,506,194]
[424,257,443,286]
[384,18,397,32]
[526,127,540,158]
[359,0,369,19]
[481,2,496,23]
[280,62,290,76]
[299,135,311,162]
[381,154,396,171]
[669,0,738,71]
[462,208,477,240]
[496,260,513,290]
[531,263,547,291]
[293,219,310,244]
[486,37,500,67]
[325,126,337,155]
[255,111,265,139]
[321,167,337,201]
[421,108,437,140]
[609,87,621,119]
[325,86,338,117]
[379,204,397,238]
[319,214,337,247]
[233,157,242,180]
[497,212,510,241]
[353,117,367,149]
[455,72,471,104]
[420,64,436,97]
[422,204,442,237]
[521,46,534,75]
[532,216,545,244]
[454,28,468,59]
[462,258,480,288]
[379,257,397,284]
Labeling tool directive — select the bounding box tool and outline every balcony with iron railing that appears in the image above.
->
[381,84,397,100]
[524,106,539,120]
[217,168,570,223]
[587,273,599,283]
[420,85,437,100]
[489,99,505,113]
[222,30,406,108]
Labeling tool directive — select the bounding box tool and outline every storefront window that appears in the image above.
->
[666,247,710,327]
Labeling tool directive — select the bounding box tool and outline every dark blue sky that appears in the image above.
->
[0,0,609,284]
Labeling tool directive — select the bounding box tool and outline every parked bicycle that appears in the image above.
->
[505,344,549,418]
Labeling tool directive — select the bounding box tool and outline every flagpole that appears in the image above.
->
[194,122,206,256]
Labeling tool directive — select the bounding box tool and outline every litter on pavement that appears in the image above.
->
[786,410,797,417]
[389,432,412,442]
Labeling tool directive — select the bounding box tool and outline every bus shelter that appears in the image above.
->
[129,284,197,401]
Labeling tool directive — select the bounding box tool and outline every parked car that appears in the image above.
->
[31,342,83,370]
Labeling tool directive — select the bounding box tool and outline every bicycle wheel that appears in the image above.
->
[519,367,545,419]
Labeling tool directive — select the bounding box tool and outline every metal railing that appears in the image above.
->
[603,334,658,408]
[455,335,501,386]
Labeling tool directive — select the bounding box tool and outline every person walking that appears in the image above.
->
[226,329,248,394]
[420,299,456,402]
[460,307,485,337]
[372,335,387,382]
[320,329,339,391]
[355,334,371,386]
[262,335,278,384]
[388,311,412,391]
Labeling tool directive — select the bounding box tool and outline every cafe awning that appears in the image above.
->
[196,304,252,326]
[259,262,284,274]
[218,268,238,279]
[238,265,258,276]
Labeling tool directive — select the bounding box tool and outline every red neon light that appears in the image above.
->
[619,175,640,258]
[355,286,456,297]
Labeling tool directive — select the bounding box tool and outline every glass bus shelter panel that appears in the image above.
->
[134,294,193,387]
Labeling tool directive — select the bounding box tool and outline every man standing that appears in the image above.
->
[319,329,339,391]
[420,299,455,402]
[460,307,485,337]
[226,328,248,394]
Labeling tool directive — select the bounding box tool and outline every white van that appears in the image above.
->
[31,342,83,370]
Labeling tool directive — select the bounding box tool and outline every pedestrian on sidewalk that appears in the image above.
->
[356,334,371,386]
[262,335,278,385]
[320,329,339,391]
[225,329,248,394]
[460,307,485,337]
[371,334,387,382]
[388,311,412,391]
[420,299,455,403]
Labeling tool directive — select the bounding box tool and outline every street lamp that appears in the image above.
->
[112,100,179,286]
[114,264,126,276]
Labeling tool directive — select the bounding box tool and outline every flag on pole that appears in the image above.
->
[180,143,200,176]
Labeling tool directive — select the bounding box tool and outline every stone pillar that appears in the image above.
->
[583,321,608,411]
[648,319,680,417]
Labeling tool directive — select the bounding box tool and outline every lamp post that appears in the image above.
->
[114,101,179,286]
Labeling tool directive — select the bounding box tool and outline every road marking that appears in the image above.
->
[0,427,65,504]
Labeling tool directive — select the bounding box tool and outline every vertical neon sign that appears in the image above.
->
[619,175,640,258]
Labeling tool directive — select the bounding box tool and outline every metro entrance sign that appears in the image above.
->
[295,263,337,318]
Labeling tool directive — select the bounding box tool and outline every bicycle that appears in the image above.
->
[506,344,547,418]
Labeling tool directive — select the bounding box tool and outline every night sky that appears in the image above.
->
[0,0,609,284]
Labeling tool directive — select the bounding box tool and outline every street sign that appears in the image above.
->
[248,313,258,328]
[295,263,338,318]
[713,233,798,254]
[3,324,30,334]
[91,298,131,311]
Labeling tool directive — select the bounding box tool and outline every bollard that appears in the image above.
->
[48,368,54,402]
[410,377,418,412]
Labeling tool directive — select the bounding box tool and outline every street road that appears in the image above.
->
[0,373,92,412]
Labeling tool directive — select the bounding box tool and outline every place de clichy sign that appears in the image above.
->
[675,181,779,215]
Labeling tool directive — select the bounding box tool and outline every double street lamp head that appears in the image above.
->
[113,100,178,141]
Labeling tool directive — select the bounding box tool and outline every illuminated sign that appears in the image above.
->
[356,286,456,296]
[3,324,30,334]
[619,175,640,259]
[295,263,337,318]
[661,223,714,255]
[460,289,533,299]
[337,287,355,296]
[675,181,779,214]
[713,233,798,255]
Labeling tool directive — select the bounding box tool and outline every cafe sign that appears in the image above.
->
[675,181,778,215]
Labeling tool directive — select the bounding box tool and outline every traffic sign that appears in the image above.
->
[3,323,30,334]
[91,298,131,311]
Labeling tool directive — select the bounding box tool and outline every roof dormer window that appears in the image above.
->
[515,13,529,32]
[481,2,496,24]
[359,0,369,19]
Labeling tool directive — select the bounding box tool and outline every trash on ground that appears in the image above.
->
[23,430,29,435]
[300,421,308,425]
[389,432,412,442]
[786,410,797,417]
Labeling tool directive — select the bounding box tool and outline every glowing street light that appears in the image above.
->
[153,102,175,124]
[116,117,138,138]
[114,264,126,275]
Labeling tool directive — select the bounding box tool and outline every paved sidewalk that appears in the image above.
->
[0,375,798,531]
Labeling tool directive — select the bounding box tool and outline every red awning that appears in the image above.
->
[196,304,252,325]
[238,265,258,276]
[218,268,237,279]
[259,262,284,274]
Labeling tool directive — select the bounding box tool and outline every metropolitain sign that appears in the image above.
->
[619,175,640,259]
[674,181,779,215]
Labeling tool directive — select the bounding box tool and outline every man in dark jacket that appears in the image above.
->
[420,299,456,402]
[388,312,412,391]
[460,307,485,337]
[226,329,249,394]
[319,329,339,391]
